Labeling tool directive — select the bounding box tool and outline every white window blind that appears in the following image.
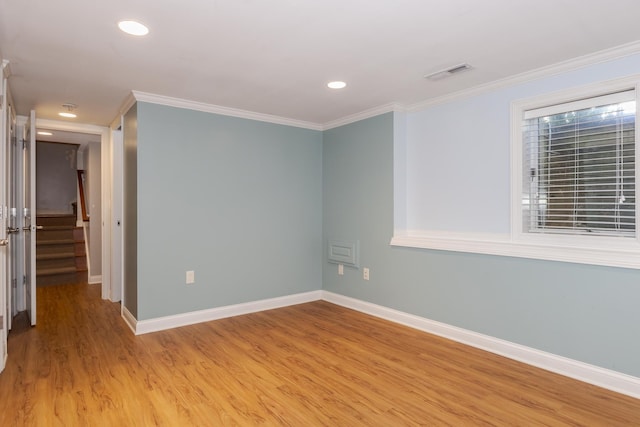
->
[522,90,636,237]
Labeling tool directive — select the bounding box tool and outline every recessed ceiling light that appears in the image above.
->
[37,131,53,136]
[118,20,149,36]
[59,102,78,118]
[328,81,347,89]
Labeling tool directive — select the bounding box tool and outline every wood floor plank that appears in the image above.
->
[0,283,639,426]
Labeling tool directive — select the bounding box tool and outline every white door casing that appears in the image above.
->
[23,110,36,326]
[111,129,123,303]
[8,105,18,319]
[33,119,111,300]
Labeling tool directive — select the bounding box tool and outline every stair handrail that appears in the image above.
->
[77,170,89,222]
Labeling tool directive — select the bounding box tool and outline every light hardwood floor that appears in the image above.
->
[0,283,639,426]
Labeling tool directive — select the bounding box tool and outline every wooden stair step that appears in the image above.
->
[38,255,75,266]
[75,254,88,270]
[36,215,77,227]
[37,239,75,246]
[37,252,76,261]
[74,244,86,256]
[39,225,75,231]
[73,227,85,243]
[38,244,75,256]
[36,266,77,276]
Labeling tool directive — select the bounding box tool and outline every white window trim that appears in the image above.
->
[391,75,640,269]
[391,229,640,269]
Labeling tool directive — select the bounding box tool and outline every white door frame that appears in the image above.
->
[33,119,113,300]
[110,129,123,303]
[24,111,36,325]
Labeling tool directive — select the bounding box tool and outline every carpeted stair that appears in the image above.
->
[36,215,88,286]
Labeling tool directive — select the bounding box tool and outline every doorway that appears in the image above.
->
[34,132,101,288]
[8,118,116,330]
[35,141,86,287]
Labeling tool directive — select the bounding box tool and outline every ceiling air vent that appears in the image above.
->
[424,63,472,81]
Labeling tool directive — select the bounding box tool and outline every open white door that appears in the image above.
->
[7,101,17,324]
[23,110,36,326]
[2,64,19,334]
[0,61,10,373]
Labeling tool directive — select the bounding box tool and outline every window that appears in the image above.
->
[392,77,640,269]
[522,91,636,238]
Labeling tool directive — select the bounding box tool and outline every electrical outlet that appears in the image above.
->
[338,264,344,276]
[186,270,195,284]
[363,267,369,281]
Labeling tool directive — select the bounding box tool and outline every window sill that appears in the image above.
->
[391,230,640,269]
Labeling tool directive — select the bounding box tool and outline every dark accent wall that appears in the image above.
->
[123,104,138,318]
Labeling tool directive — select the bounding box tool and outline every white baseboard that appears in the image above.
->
[88,275,101,285]
[321,291,640,399]
[121,305,137,334]
[134,290,323,335]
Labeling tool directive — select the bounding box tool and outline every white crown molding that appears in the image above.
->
[321,291,640,399]
[114,92,136,118]
[123,91,406,132]
[109,91,135,130]
[133,290,322,335]
[322,103,406,130]
[131,91,324,131]
[407,40,640,112]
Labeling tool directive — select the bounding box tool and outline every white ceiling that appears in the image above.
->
[2,0,640,129]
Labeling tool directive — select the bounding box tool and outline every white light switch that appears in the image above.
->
[338,264,344,275]
[186,270,195,284]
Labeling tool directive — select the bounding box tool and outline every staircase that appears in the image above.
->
[36,215,88,286]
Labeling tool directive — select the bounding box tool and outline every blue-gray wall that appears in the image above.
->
[323,112,640,378]
[134,103,323,320]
